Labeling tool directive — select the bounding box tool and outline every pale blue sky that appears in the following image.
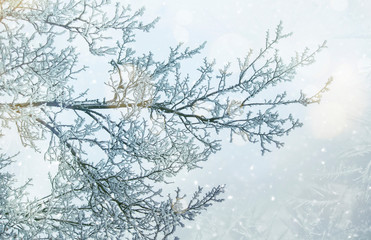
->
[126,1,371,238]
[4,0,371,238]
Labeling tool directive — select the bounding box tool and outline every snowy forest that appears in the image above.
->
[1,0,371,239]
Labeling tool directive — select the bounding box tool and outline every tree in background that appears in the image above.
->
[0,0,330,238]
[283,110,371,240]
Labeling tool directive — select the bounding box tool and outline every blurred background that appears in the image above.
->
[127,0,371,239]
[4,0,371,239]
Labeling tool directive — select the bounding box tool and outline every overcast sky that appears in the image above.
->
[4,0,371,239]
[125,0,371,238]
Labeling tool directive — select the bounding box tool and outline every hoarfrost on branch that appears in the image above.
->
[0,0,330,238]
